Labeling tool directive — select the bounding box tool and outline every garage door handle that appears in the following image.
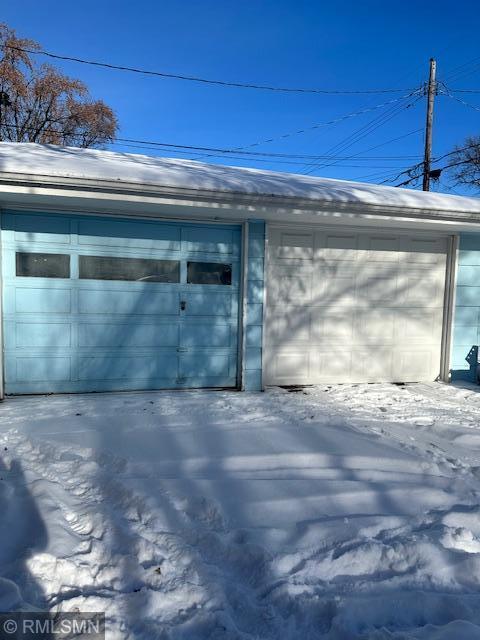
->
[180,300,186,311]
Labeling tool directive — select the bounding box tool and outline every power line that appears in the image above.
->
[301,93,422,175]
[104,141,412,168]
[2,95,417,162]
[302,97,418,174]
[103,136,423,160]
[350,128,424,158]
[318,128,424,180]
[109,142,421,160]
[303,102,409,172]
[0,122,423,177]
[2,44,413,95]
[441,54,480,84]
[446,64,480,85]
[449,88,480,94]
[0,122,424,161]
[195,92,422,160]
[350,166,415,182]
[108,143,413,167]
[444,91,480,113]
[376,73,480,190]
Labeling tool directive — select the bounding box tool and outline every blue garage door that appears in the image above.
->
[1,212,241,394]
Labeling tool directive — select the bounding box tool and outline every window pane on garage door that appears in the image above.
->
[79,255,180,282]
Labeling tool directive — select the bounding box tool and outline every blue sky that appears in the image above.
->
[4,1,480,193]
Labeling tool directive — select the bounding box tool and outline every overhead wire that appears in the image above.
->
[300,92,423,175]
[0,122,424,162]
[2,44,413,95]
[440,54,480,85]
[192,92,421,160]
[302,98,420,174]
[443,91,480,113]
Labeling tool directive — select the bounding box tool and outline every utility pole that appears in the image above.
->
[422,58,437,191]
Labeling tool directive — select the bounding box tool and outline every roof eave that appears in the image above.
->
[1,171,480,224]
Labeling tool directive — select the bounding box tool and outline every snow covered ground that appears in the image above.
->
[2,383,480,639]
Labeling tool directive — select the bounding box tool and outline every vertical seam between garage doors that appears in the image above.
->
[440,234,459,382]
[261,222,270,391]
[238,221,249,390]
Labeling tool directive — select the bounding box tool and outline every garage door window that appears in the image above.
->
[187,261,232,285]
[16,252,70,278]
[79,255,180,282]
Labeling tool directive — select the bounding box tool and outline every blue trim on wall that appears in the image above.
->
[451,234,480,382]
[244,221,265,391]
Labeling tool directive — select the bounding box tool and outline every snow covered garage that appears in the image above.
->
[1,142,480,396]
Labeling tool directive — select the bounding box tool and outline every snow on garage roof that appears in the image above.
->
[1,141,480,215]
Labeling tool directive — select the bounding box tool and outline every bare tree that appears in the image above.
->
[448,136,480,192]
[0,23,117,147]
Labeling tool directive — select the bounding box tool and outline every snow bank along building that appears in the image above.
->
[0,142,480,397]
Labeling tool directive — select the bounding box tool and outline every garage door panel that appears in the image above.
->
[363,275,399,304]
[270,351,312,382]
[401,237,447,263]
[351,349,394,382]
[395,310,442,342]
[182,226,238,255]
[267,262,312,302]
[401,275,440,305]
[181,323,232,348]
[311,311,354,342]
[395,350,433,380]
[355,309,396,342]
[266,226,447,385]
[15,287,72,314]
[268,306,311,344]
[16,356,72,382]
[184,292,235,316]
[78,288,179,315]
[271,229,314,261]
[78,353,179,381]
[15,322,72,348]
[78,323,179,348]
[316,350,353,380]
[317,232,359,264]
[273,275,313,304]
[364,235,401,261]
[317,272,357,306]
[179,352,231,378]
[78,219,181,252]
[3,213,72,245]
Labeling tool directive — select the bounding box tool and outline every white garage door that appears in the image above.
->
[264,226,448,385]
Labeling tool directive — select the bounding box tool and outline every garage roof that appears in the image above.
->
[1,141,480,215]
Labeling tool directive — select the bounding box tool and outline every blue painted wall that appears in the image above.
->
[451,233,480,382]
[244,221,265,391]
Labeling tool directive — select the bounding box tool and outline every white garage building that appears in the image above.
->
[0,142,480,397]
